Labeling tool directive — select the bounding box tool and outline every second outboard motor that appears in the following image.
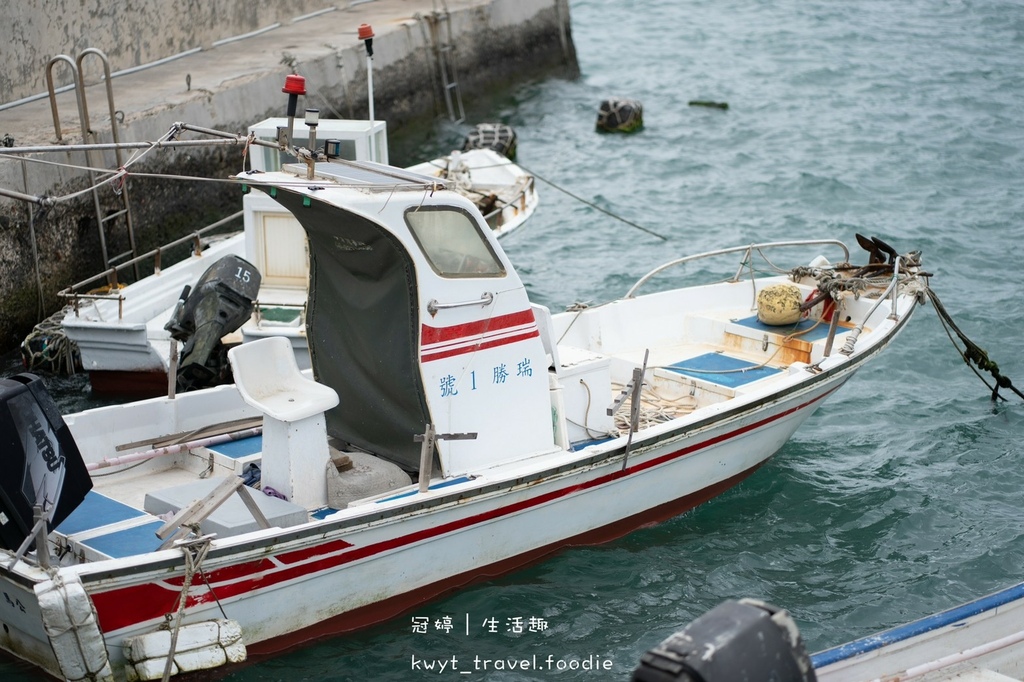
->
[0,374,92,552]
[632,599,817,682]
[165,255,262,392]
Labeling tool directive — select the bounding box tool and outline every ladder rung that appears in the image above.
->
[100,209,128,225]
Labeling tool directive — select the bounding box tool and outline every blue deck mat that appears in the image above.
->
[667,352,781,388]
[376,476,474,503]
[732,314,836,342]
[206,434,263,459]
[56,490,147,536]
[81,520,164,558]
[570,435,616,451]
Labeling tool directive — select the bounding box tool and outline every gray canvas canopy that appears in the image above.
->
[268,189,429,471]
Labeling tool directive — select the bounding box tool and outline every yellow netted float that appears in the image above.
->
[756,284,803,326]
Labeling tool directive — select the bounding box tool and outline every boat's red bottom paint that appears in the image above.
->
[244,462,764,660]
[88,369,168,398]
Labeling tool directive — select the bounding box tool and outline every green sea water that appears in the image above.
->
[4,0,1024,679]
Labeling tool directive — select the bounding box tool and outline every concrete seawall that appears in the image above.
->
[0,0,577,353]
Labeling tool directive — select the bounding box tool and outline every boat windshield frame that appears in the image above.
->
[404,206,506,278]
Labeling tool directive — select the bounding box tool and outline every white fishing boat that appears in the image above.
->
[55,78,538,396]
[0,147,926,680]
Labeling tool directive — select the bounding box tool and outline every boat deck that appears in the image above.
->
[54,434,275,562]
[51,302,862,565]
[606,311,856,391]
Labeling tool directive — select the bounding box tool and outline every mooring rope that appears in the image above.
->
[198,565,230,621]
[514,163,669,241]
[925,287,1024,402]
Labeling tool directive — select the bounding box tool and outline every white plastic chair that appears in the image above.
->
[228,337,338,507]
[228,337,338,421]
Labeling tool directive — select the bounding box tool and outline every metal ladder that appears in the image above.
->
[46,48,139,279]
[430,0,466,123]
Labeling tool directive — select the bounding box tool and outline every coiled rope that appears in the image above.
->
[20,307,79,374]
[610,380,699,432]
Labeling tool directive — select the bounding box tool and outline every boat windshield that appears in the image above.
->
[405,207,505,278]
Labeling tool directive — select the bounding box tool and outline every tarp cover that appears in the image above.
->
[269,189,429,470]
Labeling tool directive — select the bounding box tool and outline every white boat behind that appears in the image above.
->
[0,150,926,681]
[405,147,538,239]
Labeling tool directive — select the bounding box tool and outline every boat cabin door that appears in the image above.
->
[406,206,555,475]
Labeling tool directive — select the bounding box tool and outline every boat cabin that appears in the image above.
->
[238,159,558,478]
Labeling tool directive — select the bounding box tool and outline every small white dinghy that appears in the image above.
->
[0,151,927,680]
[404,147,538,239]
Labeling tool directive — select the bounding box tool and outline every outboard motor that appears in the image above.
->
[632,599,817,682]
[164,255,262,392]
[0,374,91,551]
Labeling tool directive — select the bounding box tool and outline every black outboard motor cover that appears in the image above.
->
[0,374,92,551]
[632,599,817,682]
[165,255,262,391]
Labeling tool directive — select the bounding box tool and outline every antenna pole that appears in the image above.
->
[359,24,376,162]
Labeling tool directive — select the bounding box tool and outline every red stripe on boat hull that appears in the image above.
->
[421,330,540,362]
[91,540,355,631]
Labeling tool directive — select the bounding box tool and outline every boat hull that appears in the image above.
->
[0,370,845,678]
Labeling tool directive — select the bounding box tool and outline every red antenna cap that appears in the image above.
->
[282,74,307,96]
[358,24,375,40]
